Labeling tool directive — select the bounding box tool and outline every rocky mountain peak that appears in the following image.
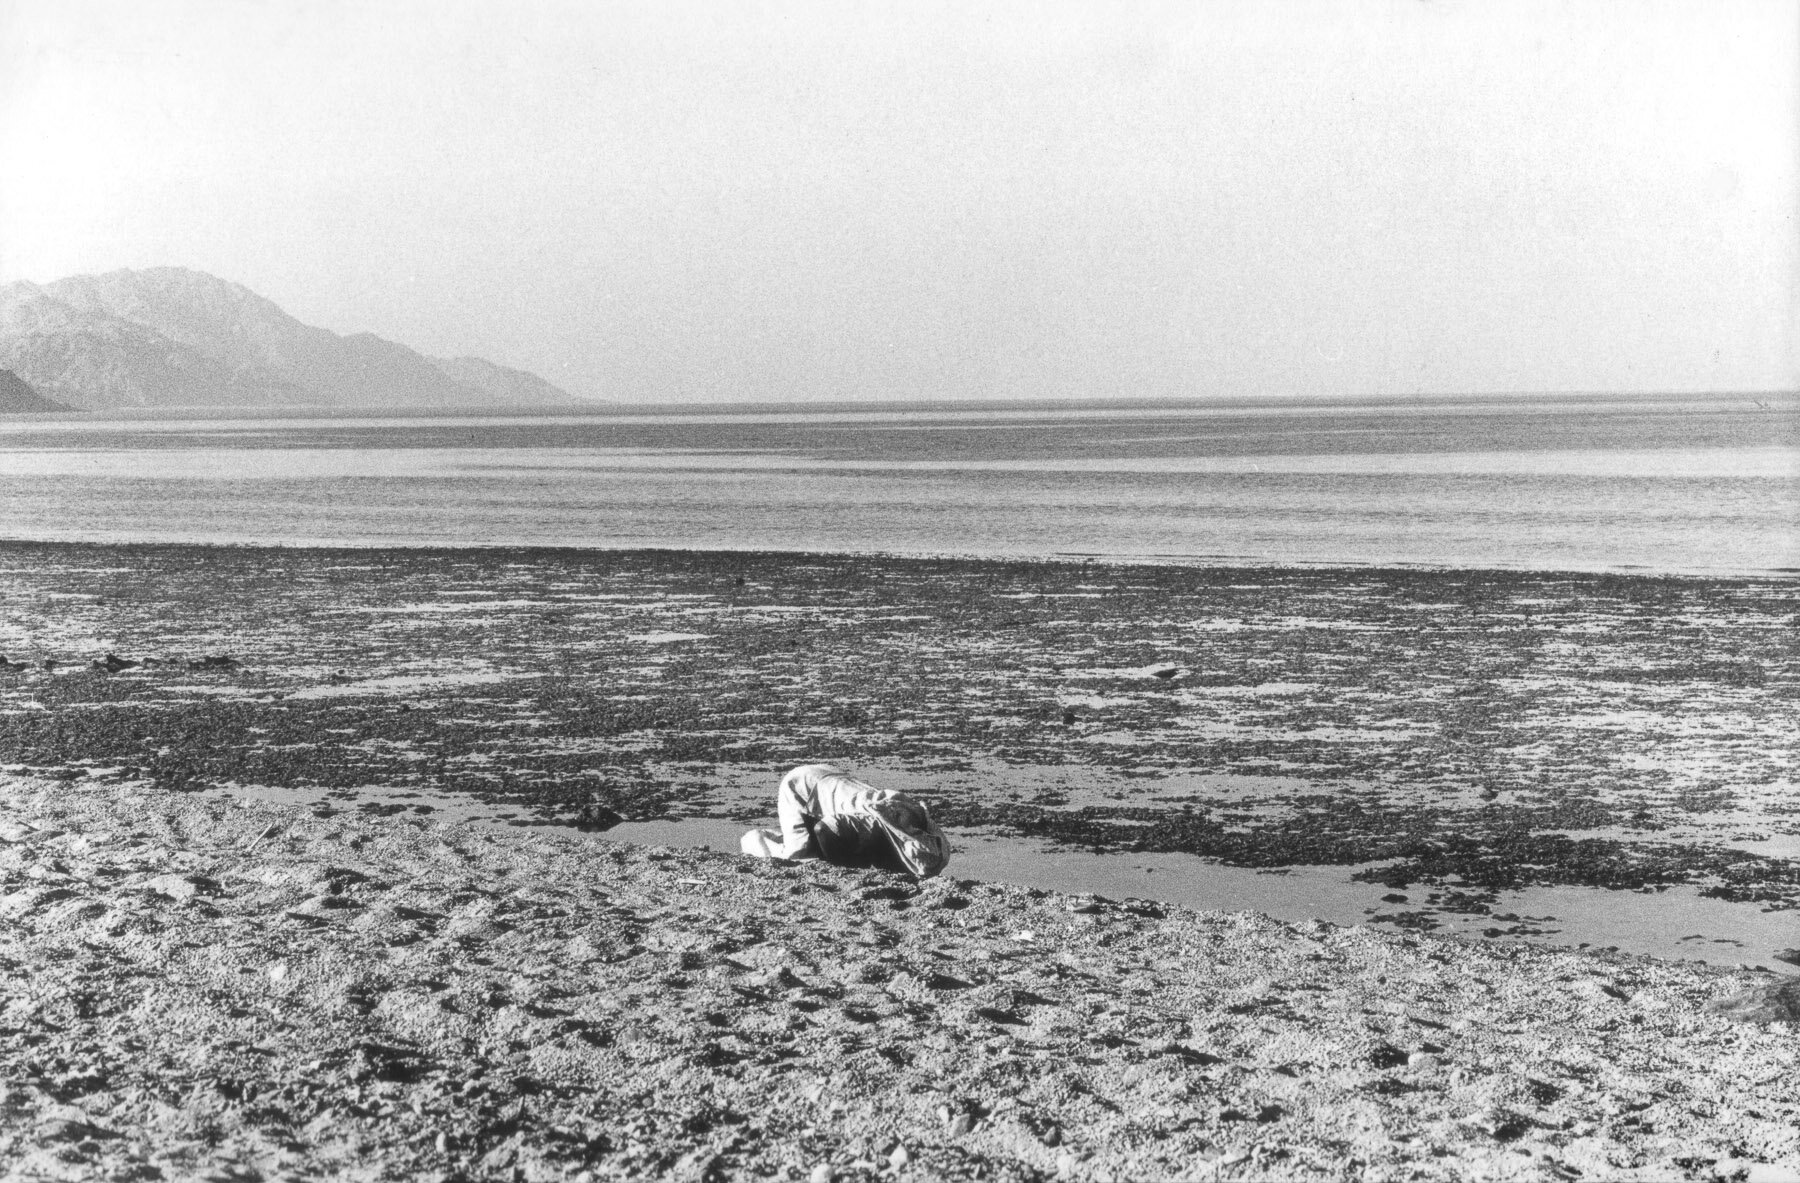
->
[0,368,68,412]
[0,268,581,411]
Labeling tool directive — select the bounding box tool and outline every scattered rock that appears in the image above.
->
[36,1117,120,1143]
[144,873,222,901]
[1160,1042,1225,1065]
[1367,1043,1409,1069]
[1706,977,1800,1024]
[1465,1108,1534,1142]
[575,804,623,831]
[1572,977,1630,1003]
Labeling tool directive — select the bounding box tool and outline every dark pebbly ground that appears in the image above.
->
[3,776,1798,1183]
[1,542,1796,937]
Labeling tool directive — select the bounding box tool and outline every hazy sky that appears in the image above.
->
[2,1,1795,402]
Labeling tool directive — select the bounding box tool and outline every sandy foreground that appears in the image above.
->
[2,776,1797,1183]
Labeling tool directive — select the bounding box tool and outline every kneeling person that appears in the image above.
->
[741,764,949,878]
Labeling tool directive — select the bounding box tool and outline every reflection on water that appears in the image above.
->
[199,774,1795,972]
[2,394,1795,572]
[545,814,1800,972]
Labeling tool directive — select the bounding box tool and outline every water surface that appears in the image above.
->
[3,394,1794,572]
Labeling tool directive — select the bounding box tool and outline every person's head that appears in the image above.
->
[880,798,930,834]
[875,797,948,878]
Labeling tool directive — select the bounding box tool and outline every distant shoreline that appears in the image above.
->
[1,536,1795,581]
[4,386,1792,422]
[7,396,1792,574]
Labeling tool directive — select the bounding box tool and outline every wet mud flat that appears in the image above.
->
[3,775,1798,1182]
[0,541,1796,948]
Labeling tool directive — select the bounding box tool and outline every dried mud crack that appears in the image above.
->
[4,776,1799,1182]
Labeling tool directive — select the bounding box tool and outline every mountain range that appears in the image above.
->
[0,369,69,412]
[0,268,580,411]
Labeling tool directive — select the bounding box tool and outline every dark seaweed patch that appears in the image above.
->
[1,542,1795,921]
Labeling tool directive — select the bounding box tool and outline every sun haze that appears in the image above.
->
[1,0,1794,403]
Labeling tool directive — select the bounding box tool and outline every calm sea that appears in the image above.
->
[2,393,1795,573]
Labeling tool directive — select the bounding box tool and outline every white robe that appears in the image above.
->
[741,763,950,878]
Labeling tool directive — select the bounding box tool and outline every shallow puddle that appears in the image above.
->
[203,776,1798,972]
[8,544,1794,980]
[598,813,1798,972]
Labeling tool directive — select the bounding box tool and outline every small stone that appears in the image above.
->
[1056,1152,1080,1180]
[297,892,361,912]
[434,1132,448,1153]
[1573,978,1629,1003]
[146,873,218,901]
[267,962,288,982]
[888,1144,911,1169]
[1466,1108,1532,1141]
[37,1117,113,1143]
[1407,1051,1442,1071]
[1041,1123,1062,1147]
[1706,978,1800,1024]
[478,1142,517,1172]
[809,1165,835,1183]
[947,1112,973,1136]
